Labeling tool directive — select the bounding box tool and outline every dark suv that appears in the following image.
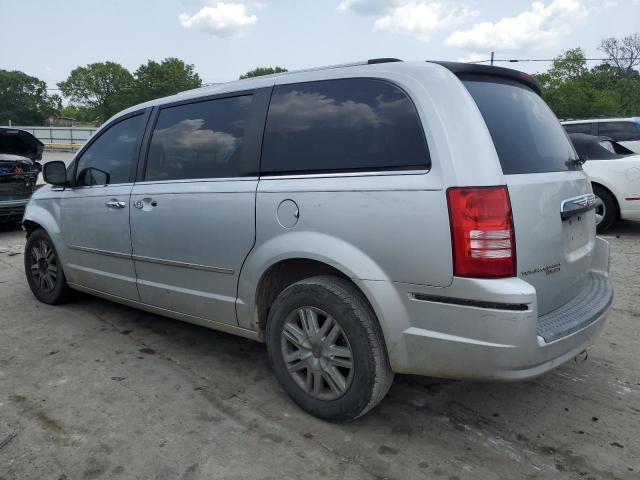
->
[0,128,43,223]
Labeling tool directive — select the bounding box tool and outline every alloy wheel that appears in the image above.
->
[594,195,606,226]
[30,239,58,293]
[280,306,354,401]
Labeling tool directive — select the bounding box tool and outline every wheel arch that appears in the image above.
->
[236,232,393,340]
[22,204,68,264]
[22,204,61,238]
[591,181,621,219]
[22,219,42,236]
[253,258,352,337]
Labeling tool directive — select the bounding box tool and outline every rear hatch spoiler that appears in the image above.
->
[0,128,44,161]
[429,61,542,95]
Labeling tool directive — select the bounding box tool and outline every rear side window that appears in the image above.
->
[145,95,253,181]
[261,79,429,175]
[564,123,592,135]
[597,121,640,141]
[75,114,144,186]
[463,78,578,175]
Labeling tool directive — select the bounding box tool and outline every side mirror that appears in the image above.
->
[43,161,68,186]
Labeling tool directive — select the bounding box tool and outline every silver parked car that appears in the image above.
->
[24,60,613,421]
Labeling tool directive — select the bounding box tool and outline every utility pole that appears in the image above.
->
[490,52,494,66]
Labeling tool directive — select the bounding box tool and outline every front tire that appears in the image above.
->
[593,184,617,233]
[266,276,394,422]
[24,228,71,304]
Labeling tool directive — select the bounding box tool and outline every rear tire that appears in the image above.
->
[266,275,394,422]
[24,228,72,304]
[592,184,617,233]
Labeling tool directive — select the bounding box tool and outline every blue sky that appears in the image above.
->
[1,0,639,89]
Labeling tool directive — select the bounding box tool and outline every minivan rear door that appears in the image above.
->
[462,77,595,315]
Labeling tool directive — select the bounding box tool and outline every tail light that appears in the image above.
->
[446,186,516,278]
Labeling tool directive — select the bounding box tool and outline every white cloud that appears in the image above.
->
[446,0,587,51]
[178,2,257,37]
[339,1,477,38]
[338,0,395,15]
[457,52,489,63]
[374,2,476,36]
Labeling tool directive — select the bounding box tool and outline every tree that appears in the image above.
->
[58,62,134,122]
[535,48,624,119]
[133,58,202,103]
[546,47,588,81]
[535,49,597,118]
[239,66,287,80]
[0,70,60,125]
[598,34,640,115]
[599,34,640,74]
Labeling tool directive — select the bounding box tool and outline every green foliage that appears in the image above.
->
[534,46,640,119]
[0,70,60,125]
[57,59,202,122]
[58,105,100,125]
[58,62,134,122]
[239,66,288,80]
[133,57,202,103]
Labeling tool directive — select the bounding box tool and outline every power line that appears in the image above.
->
[468,57,637,64]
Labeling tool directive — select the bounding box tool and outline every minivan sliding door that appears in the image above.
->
[130,89,270,325]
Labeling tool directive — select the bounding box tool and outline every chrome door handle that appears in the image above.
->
[105,199,126,209]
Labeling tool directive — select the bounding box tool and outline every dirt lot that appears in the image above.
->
[0,221,638,480]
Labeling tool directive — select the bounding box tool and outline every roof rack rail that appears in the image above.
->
[367,58,403,65]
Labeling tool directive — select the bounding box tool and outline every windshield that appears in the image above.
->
[463,78,579,174]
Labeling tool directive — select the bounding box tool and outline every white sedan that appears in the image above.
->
[569,133,640,232]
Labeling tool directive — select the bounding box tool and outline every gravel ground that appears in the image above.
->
[0,220,638,480]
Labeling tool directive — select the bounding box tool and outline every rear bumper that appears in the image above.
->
[399,298,609,381]
[0,199,28,223]
[358,237,612,381]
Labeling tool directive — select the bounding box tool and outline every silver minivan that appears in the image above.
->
[24,60,613,421]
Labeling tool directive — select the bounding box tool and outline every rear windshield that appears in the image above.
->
[463,78,579,174]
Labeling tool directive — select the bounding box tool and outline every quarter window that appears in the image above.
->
[463,79,578,174]
[597,121,640,142]
[75,114,144,186]
[145,95,254,181]
[261,79,429,175]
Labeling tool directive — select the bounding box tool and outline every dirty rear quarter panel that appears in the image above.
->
[250,172,451,283]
